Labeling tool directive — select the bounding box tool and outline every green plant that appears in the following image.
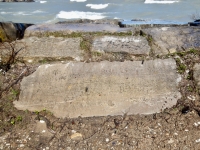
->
[177,52,186,57]
[189,48,199,55]
[92,51,102,57]
[10,119,15,125]
[35,110,39,115]
[11,88,19,97]
[38,59,48,64]
[16,116,22,122]
[175,58,186,74]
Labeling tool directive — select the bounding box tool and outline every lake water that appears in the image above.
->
[0,0,199,24]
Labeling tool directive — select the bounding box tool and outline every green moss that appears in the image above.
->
[92,51,102,57]
[175,58,186,74]
[187,86,193,92]
[37,31,132,38]
[168,49,199,58]
[147,36,153,43]
[176,51,187,57]
[189,48,199,55]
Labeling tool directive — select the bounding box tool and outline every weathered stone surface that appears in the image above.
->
[57,19,120,26]
[14,59,181,118]
[193,63,200,88]
[0,22,32,42]
[92,36,150,55]
[24,23,131,37]
[1,36,83,61]
[142,27,200,55]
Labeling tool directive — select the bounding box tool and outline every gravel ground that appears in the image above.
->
[1,107,200,150]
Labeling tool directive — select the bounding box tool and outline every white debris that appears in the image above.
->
[70,133,83,141]
[19,144,25,147]
[168,138,174,144]
[187,95,195,101]
[27,59,33,63]
[174,133,178,136]
[40,120,45,123]
[158,123,161,126]
[106,138,109,142]
[42,130,46,133]
[71,130,76,133]
[185,129,189,132]
[196,139,200,143]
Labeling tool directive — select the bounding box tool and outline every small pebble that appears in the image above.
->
[168,139,174,144]
[40,120,45,123]
[196,139,200,143]
[106,138,109,142]
[42,130,46,133]
[70,133,83,141]
[71,130,76,133]
[174,133,178,136]
[19,144,25,148]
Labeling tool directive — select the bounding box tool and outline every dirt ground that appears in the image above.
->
[1,52,200,149]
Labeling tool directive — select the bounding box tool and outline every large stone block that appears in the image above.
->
[24,23,131,37]
[14,58,181,118]
[142,27,200,55]
[92,36,150,55]
[12,37,83,60]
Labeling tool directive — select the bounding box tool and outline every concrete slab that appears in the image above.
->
[24,23,131,37]
[14,59,181,118]
[13,36,82,61]
[92,36,150,55]
[142,27,200,55]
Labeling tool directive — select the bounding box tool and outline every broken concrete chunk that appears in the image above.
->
[142,27,200,55]
[24,23,131,37]
[92,36,150,55]
[15,36,83,61]
[14,59,181,118]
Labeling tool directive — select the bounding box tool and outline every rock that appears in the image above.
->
[57,19,120,26]
[70,133,83,141]
[92,36,150,55]
[24,23,131,37]
[14,58,181,118]
[0,22,33,42]
[142,27,200,55]
[16,36,83,61]
[193,63,200,88]
[169,48,176,54]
